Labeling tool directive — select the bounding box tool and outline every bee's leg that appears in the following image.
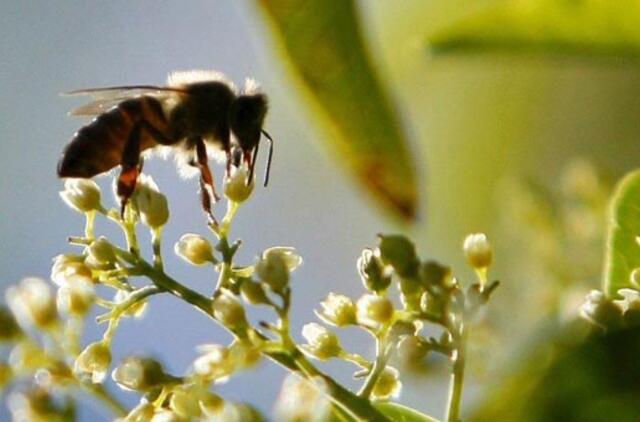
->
[192,137,220,222]
[117,123,143,218]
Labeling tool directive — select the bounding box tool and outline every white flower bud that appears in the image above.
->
[463,233,493,270]
[57,275,95,316]
[371,366,402,400]
[316,293,356,327]
[199,392,225,417]
[275,374,330,422]
[51,254,92,287]
[193,344,231,381]
[255,247,302,291]
[74,340,111,383]
[112,356,165,392]
[224,166,254,203]
[301,323,341,360]
[356,294,394,328]
[59,179,102,213]
[580,290,623,329]
[0,306,23,342]
[0,362,13,389]
[86,237,116,268]
[6,278,58,329]
[212,292,248,330]
[240,280,270,305]
[174,234,215,266]
[134,175,169,228]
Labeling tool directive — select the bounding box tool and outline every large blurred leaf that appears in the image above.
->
[375,402,440,422]
[427,0,640,58]
[258,0,418,220]
[603,170,640,297]
[471,322,640,422]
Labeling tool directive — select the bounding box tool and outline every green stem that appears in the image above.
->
[84,211,96,240]
[81,382,127,417]
[358,337,391,399]
[445,324,468,422]
[135,260,389,421]
[151,227,163,270]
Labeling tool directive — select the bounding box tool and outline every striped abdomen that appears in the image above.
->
[58,97,170,178]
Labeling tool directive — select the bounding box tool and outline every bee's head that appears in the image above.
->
[229,92,268,152]
[229,80,273,186]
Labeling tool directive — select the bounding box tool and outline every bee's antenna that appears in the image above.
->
[261,130,274,187]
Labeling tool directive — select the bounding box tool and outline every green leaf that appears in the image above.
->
[470,321,640,422]
[375,402,440,422]
[257,0,418,220]
[603,169,640,297]
[427,0,640,59]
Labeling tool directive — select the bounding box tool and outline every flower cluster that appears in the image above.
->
[298,233,498,405]
[0,166,499,422]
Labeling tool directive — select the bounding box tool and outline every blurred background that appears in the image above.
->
[2,1,640,420]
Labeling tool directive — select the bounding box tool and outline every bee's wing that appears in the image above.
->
[63,85,186,117]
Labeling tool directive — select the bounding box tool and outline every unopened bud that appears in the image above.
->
[377,234,419,278]
[0,362,12,389]
[112,356,166,392]
[200,392,225,417]
[301,323,341,360]
[224,166,254,203]
[614,288,640,327]
[212,292,248,330]
[275,374,330,422]
[356,294,394,328]
[580,290,623,329]
[57,275,95,316]
[0,306,22,342]
[358,249,391,292]
[316,293,356,327]
[371,366,402,400]
[240,280,270,305]
[86,237,116,268]
[134,175,169,228]
[60,179,101,213]
[193,344,231,381]
[51,254,92,287]
[175,234,215,266]
[463,233,493,270]
[74,340,111,383]
[255,247,301,291]
[6,277,58,329]
[397,336,429,369]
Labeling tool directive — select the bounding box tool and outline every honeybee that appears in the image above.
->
[58,70,273,219]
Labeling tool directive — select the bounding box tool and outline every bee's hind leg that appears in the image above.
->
[117,124,143,218]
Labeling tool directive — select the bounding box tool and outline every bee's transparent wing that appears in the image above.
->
[63,85,185,117]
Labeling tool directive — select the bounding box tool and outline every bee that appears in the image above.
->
[58,70,274,219]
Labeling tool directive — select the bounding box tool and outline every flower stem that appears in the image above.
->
[445,324,468,422]
[81,382,127,417]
